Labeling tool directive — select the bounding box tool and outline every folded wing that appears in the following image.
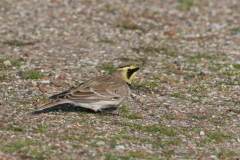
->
[50,75,129,103]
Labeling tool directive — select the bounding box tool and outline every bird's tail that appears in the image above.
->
[35,99,70,111]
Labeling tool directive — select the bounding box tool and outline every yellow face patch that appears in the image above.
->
[116,66,139,84]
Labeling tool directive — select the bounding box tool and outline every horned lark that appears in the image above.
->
[36,65,140,112]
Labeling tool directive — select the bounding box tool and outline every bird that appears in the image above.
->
[35,65,140,112]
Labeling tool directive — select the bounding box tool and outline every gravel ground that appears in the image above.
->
[0,0,240,159]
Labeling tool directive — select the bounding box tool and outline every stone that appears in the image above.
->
[200,131,205,136]
[3,60,11,67]
[164,29,175,36]
[115,145,125,150]
[41,80,50,84]
[157,97,164,101]
[174,70,182,75]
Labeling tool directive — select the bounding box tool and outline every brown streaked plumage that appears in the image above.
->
[36,66,140,112]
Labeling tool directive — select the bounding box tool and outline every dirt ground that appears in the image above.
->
[0,0,240,159]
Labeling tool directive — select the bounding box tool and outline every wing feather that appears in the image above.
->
[51,75,129,103]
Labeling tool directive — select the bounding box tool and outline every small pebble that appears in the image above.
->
[165,105,170,109]
[96,141,105,146]
[200,131,205,136]
[4,60,11,67]
[32,81,37,86]
[155,115,160,118]
[8,86,13,89]
[41,80,50,84]
[157,97,164,101]
[199,72,206,76]
[27,91,32,95]
[210,155,217,159]
[115,145,125,150]
[143,69,150,73]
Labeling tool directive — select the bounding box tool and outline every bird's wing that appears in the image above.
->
[51,75,129,101]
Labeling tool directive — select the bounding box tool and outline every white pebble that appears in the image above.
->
[4,60,11,67]
[157,97,164,101]
[143,69,150,73]
[32,81,37,86]
[41,80,50,84]
[210,155,217,159]
[96,141,105,146]
[115,145,125,150]
[200,131,205,136]
[8,86,13,90]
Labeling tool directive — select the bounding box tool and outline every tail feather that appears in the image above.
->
[36,99,70,111]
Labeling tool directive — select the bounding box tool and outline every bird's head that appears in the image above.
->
[113,65,140,84]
